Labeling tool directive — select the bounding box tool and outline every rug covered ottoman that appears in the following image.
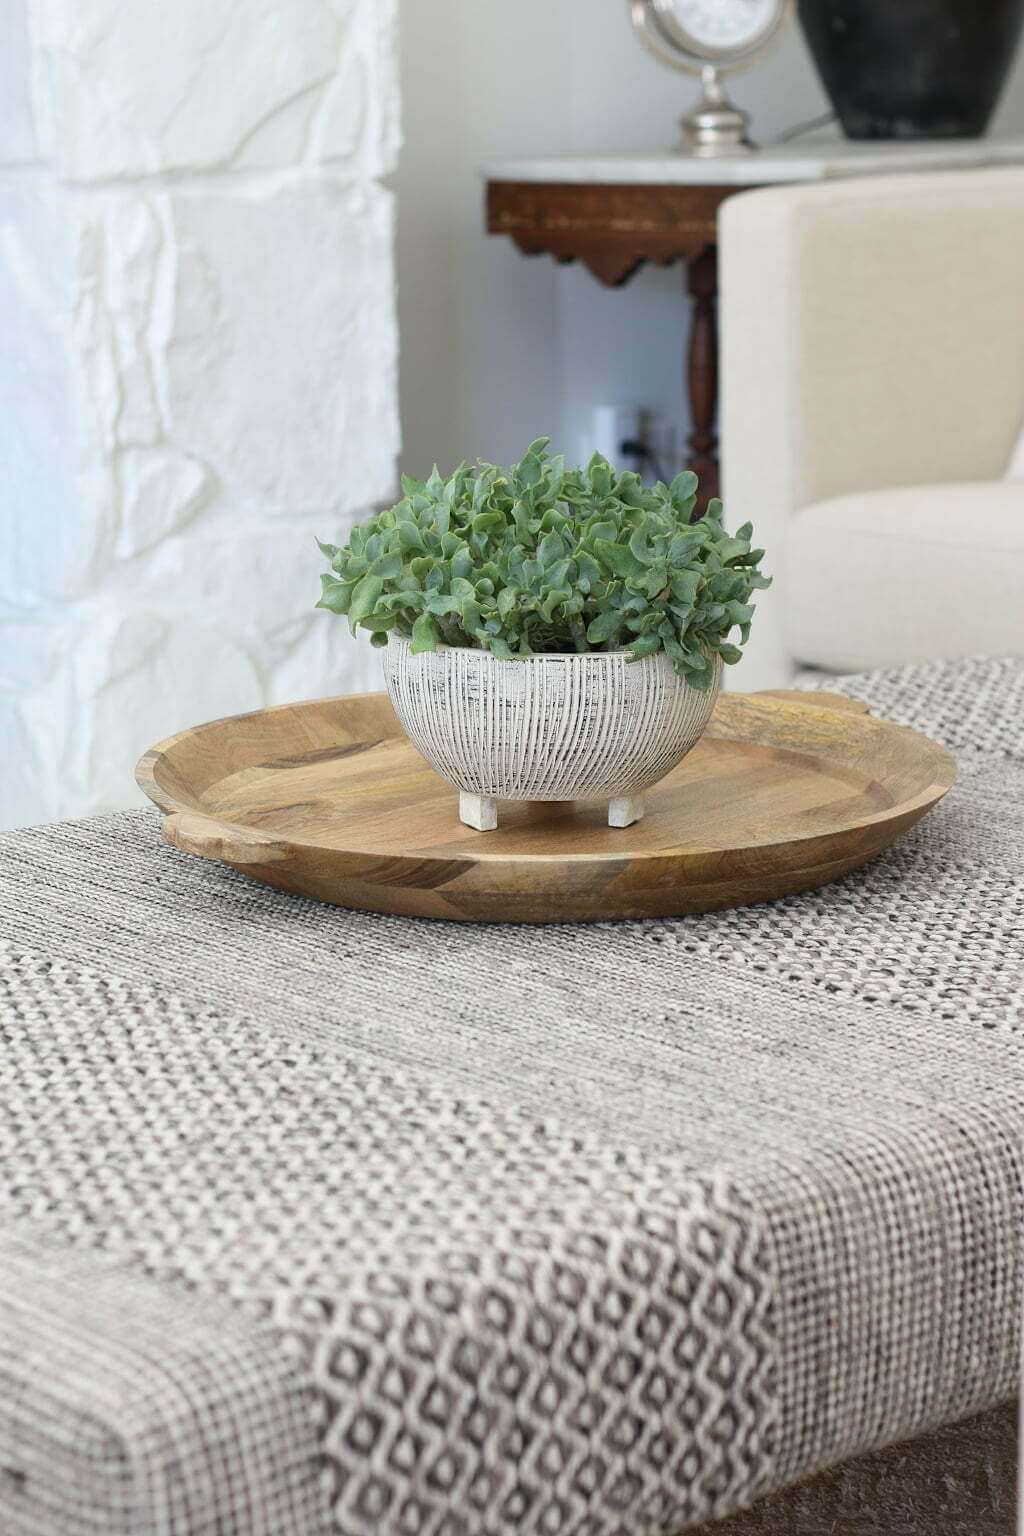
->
[1,656,1021,1535]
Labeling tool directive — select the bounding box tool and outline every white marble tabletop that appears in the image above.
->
[483,134,1024,186]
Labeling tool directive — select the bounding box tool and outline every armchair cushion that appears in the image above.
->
[786,481,1024,673]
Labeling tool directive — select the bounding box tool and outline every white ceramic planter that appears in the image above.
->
[383,635,722,830]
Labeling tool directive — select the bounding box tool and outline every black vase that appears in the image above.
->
[797,0,1024,139]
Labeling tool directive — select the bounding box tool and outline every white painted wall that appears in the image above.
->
[1,0,400,830]
[394,0,569,481]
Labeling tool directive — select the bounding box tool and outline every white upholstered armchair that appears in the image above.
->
[719,167,1024,690]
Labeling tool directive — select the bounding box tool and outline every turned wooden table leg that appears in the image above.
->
[686,243,720,515]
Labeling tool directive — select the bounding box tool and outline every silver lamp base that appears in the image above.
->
[680,67,755,156]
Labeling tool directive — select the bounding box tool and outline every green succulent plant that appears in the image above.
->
[316,439,769,689]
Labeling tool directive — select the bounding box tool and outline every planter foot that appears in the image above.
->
[608,794,644,828]
[460,792,498,831]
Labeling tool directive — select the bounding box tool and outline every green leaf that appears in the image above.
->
[628,526,656,566]
[379,590,424,613]
[668,531,701,566]
[488,636,515,660]
[615,472,645,508]
[587,453,613,498]
[585,520,618,546]
[627,633,662,660]
[641,563,670,600]
[576,552,602,587]
[517,452,543,489]
[347,573,383,634]
[410,612,439,654]
[537,531,566,567]
[685,653,715,689]
[360,610,397,632]
[459,598,483,634]
[725,601,755,627]
[595,540,645,581]
[670,570,700,607]
[586,610,623,645]
[397,521,425,553]
[425,593,462,617]
[540,587,570,622]
[315,575,353,615]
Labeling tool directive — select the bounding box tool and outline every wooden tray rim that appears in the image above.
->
[136,689,957,867]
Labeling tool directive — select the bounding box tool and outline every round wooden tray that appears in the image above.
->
[136,689,955,924]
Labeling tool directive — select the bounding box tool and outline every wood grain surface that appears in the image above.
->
[136,688,956,924]
[485,179,741,285]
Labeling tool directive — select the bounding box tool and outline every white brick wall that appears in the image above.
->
[0,0,400,829]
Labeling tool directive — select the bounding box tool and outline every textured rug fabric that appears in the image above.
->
[0,1232,321,1536]
[1,655,1022,1536]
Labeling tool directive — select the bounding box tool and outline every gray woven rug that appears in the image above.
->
[1,655,1022,1536]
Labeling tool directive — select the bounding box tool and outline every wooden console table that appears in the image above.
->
[485,140,1024,504]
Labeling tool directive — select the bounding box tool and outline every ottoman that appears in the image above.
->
[1,655,1021,1536]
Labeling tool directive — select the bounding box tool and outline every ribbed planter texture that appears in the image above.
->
[383,636,722,831]
[798,0,1024,139]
